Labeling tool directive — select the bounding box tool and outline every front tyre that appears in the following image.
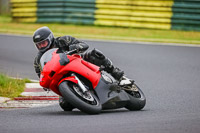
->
[125,84,146,110]
[59,81,102,114]
[59,96,75,111]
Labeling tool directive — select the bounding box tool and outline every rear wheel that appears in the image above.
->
[124,84,146,110]
[59,81,102,114]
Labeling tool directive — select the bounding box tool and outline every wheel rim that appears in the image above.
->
[73,85,94,102]
[72,84,99,106]
[124,84,141,98]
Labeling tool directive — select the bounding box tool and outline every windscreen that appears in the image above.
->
[40,48,58,70]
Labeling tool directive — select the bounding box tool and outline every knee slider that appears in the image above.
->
[83,49,106,66]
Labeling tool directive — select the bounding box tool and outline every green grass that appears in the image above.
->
[0,15,200,44]
[0,74,31,98]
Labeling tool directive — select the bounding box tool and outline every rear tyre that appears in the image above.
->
[59,81,102,114]
[125,84,146,110]
[59,96,75,111]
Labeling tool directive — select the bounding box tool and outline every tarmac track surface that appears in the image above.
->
[0,34,200,133]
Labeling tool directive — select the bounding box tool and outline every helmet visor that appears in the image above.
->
[35,39,50,51]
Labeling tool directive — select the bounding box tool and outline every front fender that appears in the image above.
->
[58,76,78,85]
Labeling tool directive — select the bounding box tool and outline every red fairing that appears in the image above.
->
[40,50,101,96]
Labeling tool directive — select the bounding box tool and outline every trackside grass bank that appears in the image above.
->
[0,74,31,98]
[0,15,200,45]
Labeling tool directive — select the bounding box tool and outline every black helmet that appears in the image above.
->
[33,26,54,53]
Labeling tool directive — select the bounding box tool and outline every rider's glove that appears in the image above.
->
[69,44,84,53]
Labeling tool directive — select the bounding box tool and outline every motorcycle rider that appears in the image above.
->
[33,26,133,88]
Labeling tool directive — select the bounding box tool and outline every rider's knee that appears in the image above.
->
[83,49,106,66]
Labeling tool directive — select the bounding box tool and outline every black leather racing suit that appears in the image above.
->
[34,35,123,79]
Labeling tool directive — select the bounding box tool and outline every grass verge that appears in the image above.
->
[0,15,200,45]
[0,73,31,98]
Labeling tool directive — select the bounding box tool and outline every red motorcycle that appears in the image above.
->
[39,48,146,114]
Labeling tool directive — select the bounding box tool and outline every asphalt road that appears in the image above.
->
[0,34,200,133]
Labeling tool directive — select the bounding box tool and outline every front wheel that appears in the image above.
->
[125,84,146,110]
[59,96,75,111]
[59,81,102,114]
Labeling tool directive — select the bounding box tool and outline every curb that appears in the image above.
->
[0,97,11,103]
[0,83,59,109]
[14,96,59,101]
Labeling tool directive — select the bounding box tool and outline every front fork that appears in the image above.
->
[71,73,88,93]
[58,73,88,93]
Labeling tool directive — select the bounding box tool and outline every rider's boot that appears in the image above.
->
[103,58,133,86]
[119,76,134,86]
[112,67,134,87]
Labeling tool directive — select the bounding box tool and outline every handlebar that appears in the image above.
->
[64,49,78,55]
